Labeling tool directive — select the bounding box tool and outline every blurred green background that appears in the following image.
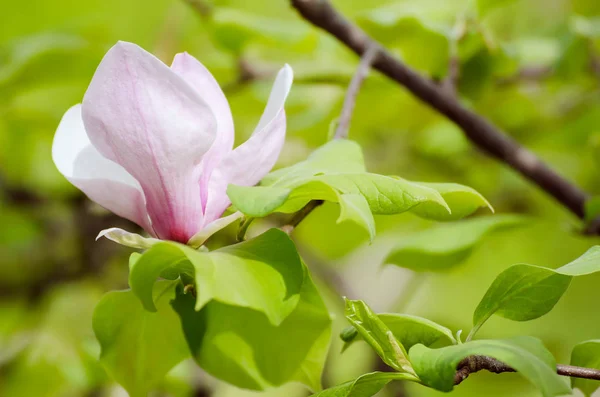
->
[2,0,600,396]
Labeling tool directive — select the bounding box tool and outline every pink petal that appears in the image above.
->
[81,42,217,242]
[53,104,153,234]
[170,52,235,212]
[203,65,293,224]
[171,52,234,158]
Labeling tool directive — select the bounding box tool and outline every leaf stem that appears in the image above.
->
[237,217,255,241]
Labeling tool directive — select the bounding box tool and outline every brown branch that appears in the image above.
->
[334,44,379,139]
[454,355,600,385]
[290,0,590,222]
[281,199,323,234]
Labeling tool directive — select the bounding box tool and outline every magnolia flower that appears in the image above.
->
[52,41,293,247]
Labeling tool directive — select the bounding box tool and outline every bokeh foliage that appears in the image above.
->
[2,0,600,396]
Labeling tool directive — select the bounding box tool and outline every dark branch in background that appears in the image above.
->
[290,0,593,227]
[286,0,600,390]
[454,355,600,385]
[334,44,379,139]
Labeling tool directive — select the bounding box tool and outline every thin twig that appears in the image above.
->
[558,364,600,380]
[290,0,591,224]
[439,56,460,97]
[281,200,323,234]
[334,44,379,139]
[454,355,600,385]
[183,0,212,18]
[496,65,553,85]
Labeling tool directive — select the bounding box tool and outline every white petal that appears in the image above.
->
[53,104,152,233]
[187,211,244,248]
[96,228,161,249]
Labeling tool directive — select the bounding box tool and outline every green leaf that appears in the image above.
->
[344,299,417,376]
[471,246,600,338]
[227,185,290,217]
[129,229,304,326]
[229,140,490,238]
[337,193,376,241]
[311,372,417,397]
[571,340,600,396]
[261,140,367,187]
[410,182,493,221]
[92,281,189,397]
[343,313,456,353]
[384,215,526,271]
[171,268,331,391]
[409,337,571,397]
[231,173,453,221]
[377,314,456,350]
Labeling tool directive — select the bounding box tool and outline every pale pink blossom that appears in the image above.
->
[53,41,293,246]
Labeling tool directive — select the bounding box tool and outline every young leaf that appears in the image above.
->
[228,140,491,238]
[570,340,600,396]
[337,193,376,241]
[409,336,571,397]
[409,182,493,221]
[384,215,526,271]
[378,314,456,349]
[471,246,600,339]
[129,229,304,326]
[343,313,456,352]
[92,280,189,397]
[344,299,416,375]
[311,372,418,397]
[226,185,291,218]
[171,268,331,391]
[261,139,367,187]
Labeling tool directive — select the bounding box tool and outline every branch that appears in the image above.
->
[290,0,590,221]
[454,355,600,385]
[281,199,323,234]
[334,44,379,139]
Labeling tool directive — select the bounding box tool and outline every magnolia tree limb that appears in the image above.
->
[290,0,592,225]
[454,355,600,385]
